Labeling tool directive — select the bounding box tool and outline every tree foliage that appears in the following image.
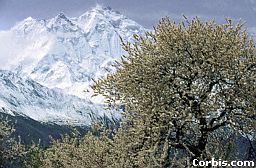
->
[92,17,256,167]
[0,118,25,167]
[23,17,256,168]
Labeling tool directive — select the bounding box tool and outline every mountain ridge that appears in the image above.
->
[0,69,118,125]
[5,5,146,97]
[0,5,138,124]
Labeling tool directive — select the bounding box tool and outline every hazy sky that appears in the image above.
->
[1,0,256,30]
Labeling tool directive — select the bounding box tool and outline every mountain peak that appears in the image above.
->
[46,12,80,32]
[53,12,71,23]
[17,16,36,25]
[89,4,122,16]
[24,16,35,22]
[11,16,43,34]
[56,12,68,20]
[76,4,129,32]
[94,4,112,12]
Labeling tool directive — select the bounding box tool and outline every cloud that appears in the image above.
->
[0,31,21,69]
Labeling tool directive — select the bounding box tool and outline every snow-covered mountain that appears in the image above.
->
[1,5,145,97]
[0,70,117,125]
[0,5,146,124]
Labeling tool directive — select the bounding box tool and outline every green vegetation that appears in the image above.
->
[1,17,255,167]
[0,119,25,167]
[92,17,256,167]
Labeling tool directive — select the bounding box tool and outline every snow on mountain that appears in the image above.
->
[0,70,117,125]
[0,5,146,98]
[0,5,145,124]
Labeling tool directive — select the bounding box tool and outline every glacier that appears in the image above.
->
[0,5,146,125]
